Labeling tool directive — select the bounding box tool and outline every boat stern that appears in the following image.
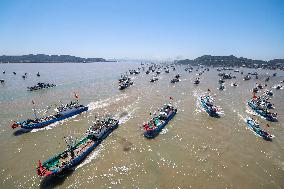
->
[11,122,20,129]
[36,160,53,177]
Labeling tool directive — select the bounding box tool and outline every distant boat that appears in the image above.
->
[194,78,200,85]
[243,75,251,80]
[27,82,56,91]
[232,82,238,87]
[150,76,158,83]
[171,74,180,83]
[219,84,225,90]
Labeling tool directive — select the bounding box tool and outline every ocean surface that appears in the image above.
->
[0,62,283,189]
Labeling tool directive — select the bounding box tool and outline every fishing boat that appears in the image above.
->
[36,117,119,177]
[118,75,133,90]
[0,79,4,83]
[150,76,158,83]
[118,80,133,90]
[118,75,129,83]
[245,118,273,141]
[219,84,225,90]
[171,78,180,83]
[253,87,258,93]
[244,75,251,80]
[27,82,56,91]
[257,84,264,89]
[171,74,180,83]
[222,74,232,79]
[218,72,224,77]
[247,99,277,122]
[232,82,238,87]
[200,95,221,117]
[194,78,200,85]
[275,85,282,90]
[129,69,140,75]
[219,79,225,84]
[143,103,177,138]
[11,101,88,130]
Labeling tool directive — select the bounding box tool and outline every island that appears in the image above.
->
[175,55,284,70]
[0,54,109,63]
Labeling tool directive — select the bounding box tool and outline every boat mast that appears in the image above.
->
[32,100,38,119]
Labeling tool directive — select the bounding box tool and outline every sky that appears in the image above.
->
[0,0,283,60]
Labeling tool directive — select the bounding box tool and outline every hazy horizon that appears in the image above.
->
[0,0,283,61]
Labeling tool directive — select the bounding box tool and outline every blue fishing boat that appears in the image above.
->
[143,103,177,138]
[11,101,88,130]
[247,99,277,122]
[200,95,221,117]
[36,118,119,177]
[246,118,273,141]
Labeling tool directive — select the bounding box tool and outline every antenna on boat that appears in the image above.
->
[44,105,52,116]
[32,100,38,119]
[64,135,78,150]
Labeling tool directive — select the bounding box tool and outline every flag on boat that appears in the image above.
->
[252,92,257,99]
[74,92,79,99]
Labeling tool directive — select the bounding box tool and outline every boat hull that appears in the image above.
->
[19,106,88,130]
